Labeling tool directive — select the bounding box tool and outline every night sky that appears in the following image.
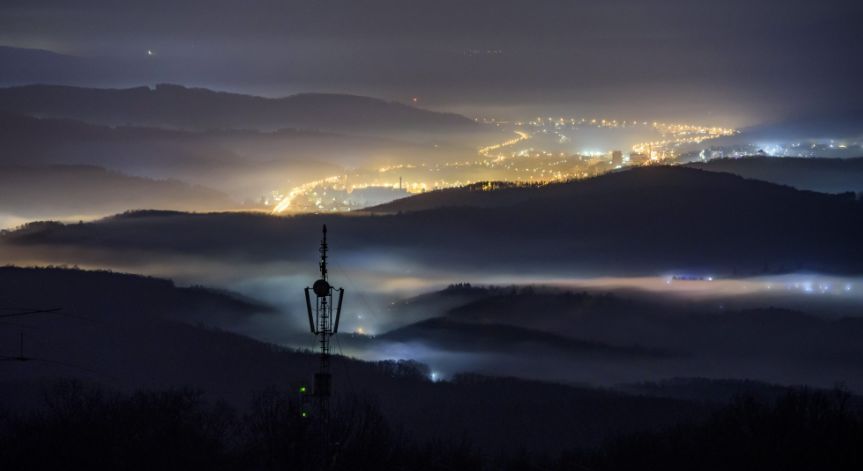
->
[2,0,861,125]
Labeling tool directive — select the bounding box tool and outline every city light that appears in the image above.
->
[271,117,738,214]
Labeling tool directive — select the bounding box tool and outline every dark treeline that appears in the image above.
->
[2,382,861,471]
[566,389,863,470]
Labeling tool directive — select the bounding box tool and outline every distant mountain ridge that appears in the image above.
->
[0,83,479,133]
[0,112,407,202]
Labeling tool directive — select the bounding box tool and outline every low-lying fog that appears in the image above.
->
[230,266,863,387]
[5,233,863,390]
[236,272,863,336]
[204,265,863,389]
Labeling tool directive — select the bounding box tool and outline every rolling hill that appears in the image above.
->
[3,166,863,276]
[0,112,462,200]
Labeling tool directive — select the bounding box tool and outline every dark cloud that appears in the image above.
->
[1,1,861,124]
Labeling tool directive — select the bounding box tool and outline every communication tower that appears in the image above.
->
[304,224,345,426]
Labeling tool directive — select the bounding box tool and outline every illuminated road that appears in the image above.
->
[478,130,530,158]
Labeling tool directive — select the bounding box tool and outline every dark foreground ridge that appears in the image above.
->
[0,381,860,470]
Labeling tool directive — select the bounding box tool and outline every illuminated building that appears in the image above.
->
[611,150,623,166]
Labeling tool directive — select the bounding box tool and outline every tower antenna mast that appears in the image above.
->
[304,224,345,449]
